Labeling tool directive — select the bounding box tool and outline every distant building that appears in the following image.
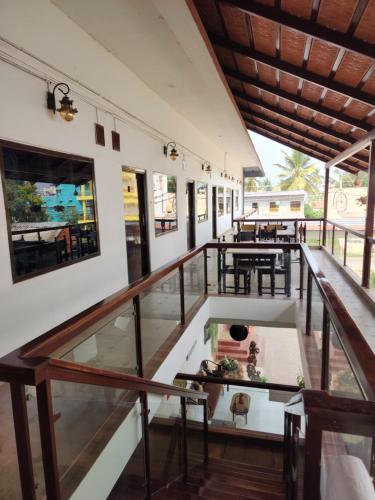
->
[244,190,306,218]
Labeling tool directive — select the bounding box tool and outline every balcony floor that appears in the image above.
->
[310,249,375,353]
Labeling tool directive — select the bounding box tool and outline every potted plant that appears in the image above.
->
[219,357,239,372]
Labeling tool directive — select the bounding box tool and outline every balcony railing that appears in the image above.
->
[1,237,375,499]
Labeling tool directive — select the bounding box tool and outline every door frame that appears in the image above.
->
[186,180,196,250]
[122,166,151,280]
[212,185,217,239]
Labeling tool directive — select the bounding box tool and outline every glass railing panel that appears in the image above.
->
[207,248,219,294]
[332,228,345,263]
[346,233,364,282]
[306,277,324,390]
[50,380,136,499]
[370,243,375,289]
[140,269,181,373]
[305,220,322,246]
[184,252,205,315]
[324,223,333,252]
[320,431,374,500]
[148,395,185,493]
[0,382,23,500]
[106,401,145,500]
[54,300,137,375]
[328,323,364,400]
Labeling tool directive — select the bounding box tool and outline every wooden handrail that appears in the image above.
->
[21,243,206,359]
[233,216,323,223]
[175,372,300,393]
[325,219,366,239]
[48,359,208,400]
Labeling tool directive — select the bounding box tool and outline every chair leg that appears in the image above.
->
[258,270,263,295]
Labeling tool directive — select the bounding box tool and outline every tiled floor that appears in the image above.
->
[311,250,375,352]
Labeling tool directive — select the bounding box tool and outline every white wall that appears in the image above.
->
[0,0,243,356]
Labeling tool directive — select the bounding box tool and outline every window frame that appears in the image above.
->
[196,181,208,223]
[152,171,178,237]
[0,140,100,283]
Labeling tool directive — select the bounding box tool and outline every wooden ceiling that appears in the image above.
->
[192,0,375,173]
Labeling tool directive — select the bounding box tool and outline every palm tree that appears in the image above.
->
[274,150,323,195]
[257,177,273,192]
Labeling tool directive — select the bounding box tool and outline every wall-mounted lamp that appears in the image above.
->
[201,162,212,174]
[47,83,78,122]
[163,142,179,161]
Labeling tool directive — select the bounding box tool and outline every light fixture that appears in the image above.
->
[47,83,78,121]
[201,162,212,174]
[229,325,248,342]
[163,142,179,161]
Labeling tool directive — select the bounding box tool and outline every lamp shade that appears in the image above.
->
[229,324,248,342]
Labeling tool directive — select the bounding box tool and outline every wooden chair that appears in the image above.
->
[257,252,291,297]
[220,250,251,294]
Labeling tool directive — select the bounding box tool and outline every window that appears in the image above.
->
[1,141,99,282]
[196,181,208,222]
[226,188,231,214]
[269,201,279,212]
[252,202,258,210]
[153,173,177,236]
[235,190,239,211]
[217,187,224,216]
[290,201,301,212]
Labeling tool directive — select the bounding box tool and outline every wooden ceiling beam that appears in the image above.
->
[245,115,367,171]
[234,96,369,162]
[226,69,372,132]
[247,124,359,174]
[209,33,375,108]
[220,0,375,60]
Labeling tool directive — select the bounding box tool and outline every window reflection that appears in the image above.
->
[1,144,99,281]
[235,189,239,211]
[196,181,208,222]
[153,172,177,235]
[218,187,224,217]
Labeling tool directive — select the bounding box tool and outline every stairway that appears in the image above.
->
[152,457,286,499]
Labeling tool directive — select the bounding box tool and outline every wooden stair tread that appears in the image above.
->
[206,456,283,476]
[191,467,285,489]
[201,462,284,483]
[183,473,285,496]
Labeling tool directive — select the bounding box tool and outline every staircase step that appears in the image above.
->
[199,464,284,485]
[207,456,283,477]
[187,471,285,496]
[169,480,281,500]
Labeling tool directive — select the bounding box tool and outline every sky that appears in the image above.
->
[249,131,325,183]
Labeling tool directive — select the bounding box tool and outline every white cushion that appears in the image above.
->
[321,455,375,500]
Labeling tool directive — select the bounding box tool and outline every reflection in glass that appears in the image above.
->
[196,181,208,223]
[1,144,99,280]
[153,173,177,236]
[226,188,231,214]
[217,187,224,216]
[235,189,239,211]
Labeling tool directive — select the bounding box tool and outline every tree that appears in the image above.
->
[5,180,48,223]
[304,202,323,219]
[274,150,323,195]
[244,178,258,192]
[257,177,273,192]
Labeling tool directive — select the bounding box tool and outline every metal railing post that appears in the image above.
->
[180,397,188,480]
[10,383,37,500]
[331,225,335,254]
[362,140,375,287]
[179,264,185,325]
[203,247,208,295]
[321,306,330,391]
[306,269,312,335]
[344,231,348,266]
[140,391,152,500]
[36,380,61,500]
[299,247,304,300]
[203,399,209,464]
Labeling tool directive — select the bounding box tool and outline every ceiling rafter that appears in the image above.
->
[245,116,366,171]
[219,0,375,59]
[234,96,369,161]
[209,33,375,108]
[226,68,373,132]
[247,124,359,174]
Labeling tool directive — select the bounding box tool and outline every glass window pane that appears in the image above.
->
[1,144,99,281]
[217,187,224,217]
[153,173,177,235]
[196,182,208,223]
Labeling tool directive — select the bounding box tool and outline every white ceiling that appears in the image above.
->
[51,0,263,173]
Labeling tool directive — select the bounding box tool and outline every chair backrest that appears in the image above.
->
[241,224,256,231]
[239,231,256,242]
